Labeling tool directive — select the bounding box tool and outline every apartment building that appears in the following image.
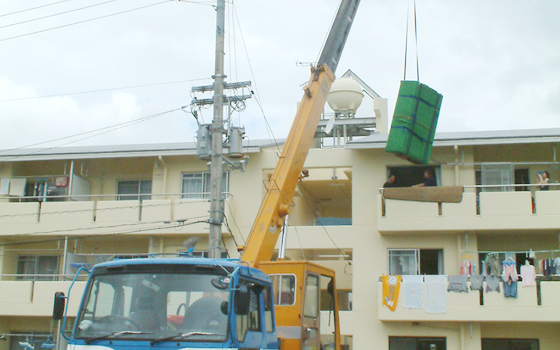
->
[0,127,559,350]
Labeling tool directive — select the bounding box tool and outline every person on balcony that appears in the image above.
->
[537,171,550,191]
[413,169,437,187]
[383,174,397,188]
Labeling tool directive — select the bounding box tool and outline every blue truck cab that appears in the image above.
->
[53,258,279,350]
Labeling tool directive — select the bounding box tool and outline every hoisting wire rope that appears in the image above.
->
[231,4,281,153]
[403,0,420,81]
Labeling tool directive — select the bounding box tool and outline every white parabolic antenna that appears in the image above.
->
[327,77,364,113]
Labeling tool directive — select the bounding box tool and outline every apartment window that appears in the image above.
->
[184,250,228,258]
[481,163,514,192]
[389,337,446,350]
[388,249,443,275]
[386,166,440,187]
[482,339,539,350]
[182,172,229,199]
[17,255,59,281]
[117,180,152,200]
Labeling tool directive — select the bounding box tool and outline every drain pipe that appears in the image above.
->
[158,156,168,199]
[67,161,74,201]
[454,145,460,186]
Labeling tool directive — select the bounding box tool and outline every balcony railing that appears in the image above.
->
[0,194,214,226]
[378,184,560,232]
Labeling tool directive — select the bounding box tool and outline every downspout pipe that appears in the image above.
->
[454,145,460,186]
[158,156,168,199]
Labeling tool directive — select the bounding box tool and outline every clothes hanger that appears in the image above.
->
[41,336,55,350]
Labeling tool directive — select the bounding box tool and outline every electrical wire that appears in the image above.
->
[224,198,245,244]
[0,200,209,219]
[231,4,281,152]
[296,183,352,263]
[0,0,119,30]
[0,78,207,103]
[0,0,72,19]
[0,1,171,43]
[0,107,182,159]
[0,219,207,247]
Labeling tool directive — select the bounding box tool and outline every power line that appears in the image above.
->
[0,1,171,43]
[0,219,207,247]
[0,78,207,103]
[0,0,72,19]
[0,0,119,30]
[0,107,182,158]
[0,200,209,219]
[231,4,281,152]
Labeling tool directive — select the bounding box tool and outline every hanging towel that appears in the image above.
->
[8,178,26,196]
[447,275,468,293]
[520,264,536,287]
[470,275,484,291]
[0,178,9,195]
[382,275,401,312]
[424,275,447,314]
[402,275,423,309]
[485,275,501,292]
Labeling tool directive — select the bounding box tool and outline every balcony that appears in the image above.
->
[0,280,86,317]
[378,186,560,233]
[377,279,560,322]
[0,196,213,236]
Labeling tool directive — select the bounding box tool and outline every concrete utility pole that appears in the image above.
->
[191,0,251,259]
[208,0,226,259]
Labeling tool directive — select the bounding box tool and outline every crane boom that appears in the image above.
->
[241,0,360,268]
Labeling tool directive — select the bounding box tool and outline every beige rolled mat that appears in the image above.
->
[383,186,464,203]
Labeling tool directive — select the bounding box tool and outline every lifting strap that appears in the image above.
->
[403,0,420,81]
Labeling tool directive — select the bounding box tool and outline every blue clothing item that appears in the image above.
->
[503,280,518,298]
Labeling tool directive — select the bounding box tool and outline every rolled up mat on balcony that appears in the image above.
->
[383,186,464,203]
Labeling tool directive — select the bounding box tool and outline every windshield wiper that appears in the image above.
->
[150,331,220,345]
[85,331,153,344]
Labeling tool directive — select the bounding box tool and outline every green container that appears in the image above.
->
[385,81,443,164]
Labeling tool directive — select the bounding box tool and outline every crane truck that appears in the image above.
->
[52,0,360,349]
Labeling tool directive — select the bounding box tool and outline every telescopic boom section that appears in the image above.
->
[241,0,360,268]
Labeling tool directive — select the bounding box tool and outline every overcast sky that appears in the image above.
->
[0,0,559,150]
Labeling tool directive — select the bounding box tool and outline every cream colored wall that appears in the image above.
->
[481,323,560,350]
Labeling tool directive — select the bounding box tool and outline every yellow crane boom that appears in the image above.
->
[241,0,360,268]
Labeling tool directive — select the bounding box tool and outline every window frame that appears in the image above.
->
[388,249,444,275]
[269,273,296,306]
[116,179,152,201]
[16,255,60,281]
[181,172,229,199]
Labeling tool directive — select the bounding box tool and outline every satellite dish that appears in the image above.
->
[325,115,335,135]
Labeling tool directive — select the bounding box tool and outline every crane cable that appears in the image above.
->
[403,0,420,81]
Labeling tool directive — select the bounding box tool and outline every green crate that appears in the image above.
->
[385,81,443,164]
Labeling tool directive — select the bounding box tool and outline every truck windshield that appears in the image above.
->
[75,270,230,343]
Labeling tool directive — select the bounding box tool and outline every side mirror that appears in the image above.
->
[53,292,66,320]
[234,285,250,315]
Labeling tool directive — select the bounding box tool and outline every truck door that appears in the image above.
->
[302,273,320,350]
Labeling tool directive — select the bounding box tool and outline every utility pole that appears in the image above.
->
[191,0,251,259]
[208,0,226,259]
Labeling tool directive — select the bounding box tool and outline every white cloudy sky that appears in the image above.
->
[0,0,559,150]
